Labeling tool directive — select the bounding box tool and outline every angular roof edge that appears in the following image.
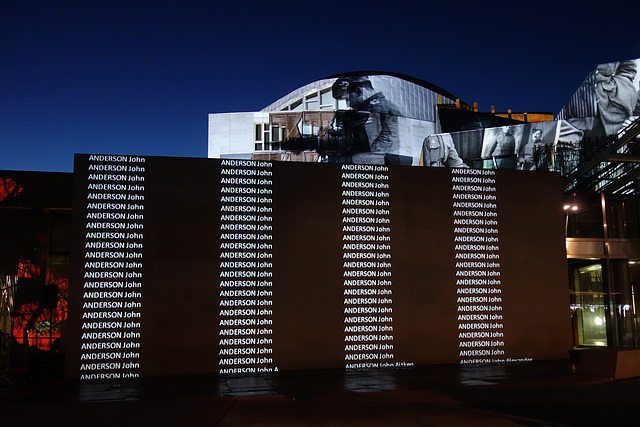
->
[324,71,465,105]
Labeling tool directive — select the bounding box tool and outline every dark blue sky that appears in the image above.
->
[2,0,639,172]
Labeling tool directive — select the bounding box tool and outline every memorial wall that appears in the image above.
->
[67,154,570,381]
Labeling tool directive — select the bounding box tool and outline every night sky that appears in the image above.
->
[2,0,639,172]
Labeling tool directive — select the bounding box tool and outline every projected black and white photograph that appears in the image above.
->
[558,59,640,145]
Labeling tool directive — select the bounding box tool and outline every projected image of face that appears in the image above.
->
[345,78,374,111]
[532,129,543,144]
[517,127,543,171]
[331,76,403,155]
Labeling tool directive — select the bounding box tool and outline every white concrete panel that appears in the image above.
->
[209,112,259,158]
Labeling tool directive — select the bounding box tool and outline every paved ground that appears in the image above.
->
[2,360,639,426]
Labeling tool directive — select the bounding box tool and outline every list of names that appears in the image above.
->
[80,155,146,381]
[71,156,564,378]
[451,168,505,365]
[341,164,395,369]
[217,159,277,374]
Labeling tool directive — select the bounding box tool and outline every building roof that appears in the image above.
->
[261,71,464,124]
[325,71,466,106]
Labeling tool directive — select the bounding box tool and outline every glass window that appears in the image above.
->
[255,124,262,141]
[569,260,609,347]
[290,99,303,111]
[255,143,263,151]
[564,195,604,238]
[271,126,279,142]
[606,196,640,238]
[263,125,270,147]
[611,259,640,347]
[320,89,333,108]
[306,92,319,110]
[624,198,640,238]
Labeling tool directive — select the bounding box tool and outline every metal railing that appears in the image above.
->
[534,117,640,193]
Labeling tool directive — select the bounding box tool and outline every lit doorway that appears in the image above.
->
[569,260,608,346]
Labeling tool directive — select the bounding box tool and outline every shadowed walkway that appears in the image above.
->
[3,360,639,426]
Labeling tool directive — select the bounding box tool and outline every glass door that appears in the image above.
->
[569,260,608,346]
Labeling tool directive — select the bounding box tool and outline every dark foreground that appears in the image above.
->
[2,360,638,426]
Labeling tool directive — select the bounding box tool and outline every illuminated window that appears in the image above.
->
[569,260,608,347]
